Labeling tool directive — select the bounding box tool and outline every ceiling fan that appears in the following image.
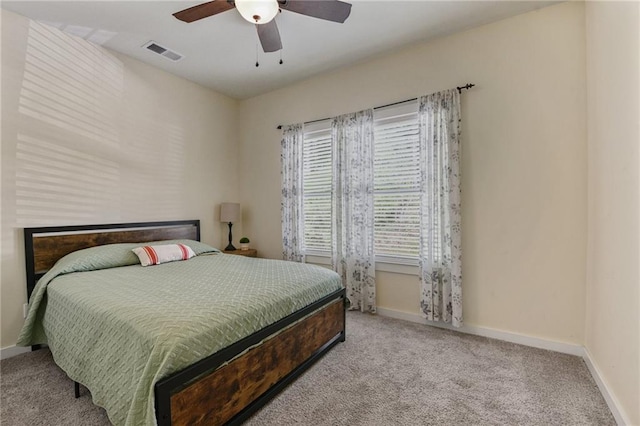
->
[173,0,352,53]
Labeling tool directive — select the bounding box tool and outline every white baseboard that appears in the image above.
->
[376,307,584,356]
[582,348,631,426]
[0,345,31,360]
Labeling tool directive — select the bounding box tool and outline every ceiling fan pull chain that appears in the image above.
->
[255,43,260,67]
[279,50,283,65]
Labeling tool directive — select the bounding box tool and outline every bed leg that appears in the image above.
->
[341,295,347,342]
[74,381,80,398]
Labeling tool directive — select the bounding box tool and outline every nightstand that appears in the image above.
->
[223,248,257,258]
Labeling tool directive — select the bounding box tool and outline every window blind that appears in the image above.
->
[300,102,423,262]
[373,105,421,259]
[302,126,332,253]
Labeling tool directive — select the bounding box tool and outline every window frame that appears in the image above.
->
[299,101,422,273]
[373,101,421,262]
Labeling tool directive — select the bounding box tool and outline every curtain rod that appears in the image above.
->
[276,83,475,130]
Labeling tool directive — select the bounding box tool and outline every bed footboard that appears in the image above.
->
[155,288,346,425]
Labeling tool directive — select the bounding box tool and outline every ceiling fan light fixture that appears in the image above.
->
[235,0,279,25]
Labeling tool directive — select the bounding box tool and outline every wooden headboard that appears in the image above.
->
[24,220,200,299]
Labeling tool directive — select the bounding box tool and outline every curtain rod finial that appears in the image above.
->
[456,83,475,93]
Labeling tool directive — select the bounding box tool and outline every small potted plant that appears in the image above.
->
[239,237,250,250]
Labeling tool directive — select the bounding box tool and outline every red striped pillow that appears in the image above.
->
[132,243,196,266]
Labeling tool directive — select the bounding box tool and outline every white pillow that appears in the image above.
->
[132,243,196,267]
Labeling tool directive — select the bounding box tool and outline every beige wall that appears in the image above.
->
[585,2,640,424]
[239,2,588,345]
[0,10,240,348]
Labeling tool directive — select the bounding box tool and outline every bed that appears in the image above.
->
[18,220,346,425]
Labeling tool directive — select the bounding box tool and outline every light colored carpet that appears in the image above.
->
[1,312,614,425]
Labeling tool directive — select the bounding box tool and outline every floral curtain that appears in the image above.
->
[331,110,376,312]
[280,124,305,262]
[418,89,463,327]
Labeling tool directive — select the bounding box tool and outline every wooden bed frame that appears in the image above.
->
[24,220,346,425]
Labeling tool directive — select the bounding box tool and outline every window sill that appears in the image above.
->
[304,254,419,276]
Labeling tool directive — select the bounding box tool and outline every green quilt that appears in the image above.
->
[17,240,342,426]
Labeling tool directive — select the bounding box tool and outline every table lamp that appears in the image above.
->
[220,203,240,251]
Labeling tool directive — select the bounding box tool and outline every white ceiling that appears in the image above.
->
[2,1,556,99]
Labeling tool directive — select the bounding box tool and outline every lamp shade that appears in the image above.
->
[235,0,278,24]
[220,203,240,223]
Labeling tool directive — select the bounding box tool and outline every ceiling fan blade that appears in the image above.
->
[173,1,235,23]
[256,20,282,53]
[279,0,351,23]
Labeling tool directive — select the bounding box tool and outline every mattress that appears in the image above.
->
[17,241,342,425]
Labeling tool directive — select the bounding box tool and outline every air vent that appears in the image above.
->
[142,41,184,62]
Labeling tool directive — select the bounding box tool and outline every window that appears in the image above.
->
[301,101,421,262]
